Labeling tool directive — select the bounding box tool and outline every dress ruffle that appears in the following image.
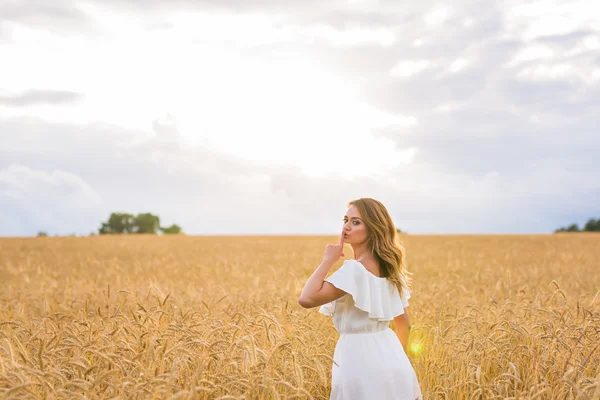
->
[319,259,410,321]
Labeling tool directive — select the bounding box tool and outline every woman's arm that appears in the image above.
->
[393,309,411,352]
[298,259,346,308]
[298,231,348,308]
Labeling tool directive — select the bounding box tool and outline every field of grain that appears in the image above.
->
[0,234,599,399]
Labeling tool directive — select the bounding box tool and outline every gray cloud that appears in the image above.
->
[0,163,103,236]
[296,3,598,193]
[0,0,83,21]
[0,89,84,107]
[536,30,596,47]
[0,0,91,36]
[0,116,343,236]
[374,74,600,182]
[1,112,597,236]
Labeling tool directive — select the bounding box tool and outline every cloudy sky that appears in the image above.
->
[1,0,599,236]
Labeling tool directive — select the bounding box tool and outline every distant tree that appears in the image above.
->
[583,218,600,232]
[133,213,160,234]
[98,212,180,235]
[99,213,135,234]
[566,223,580,232]
[160,224,183,234]
[37,231,48,237]
[554,218,600,233]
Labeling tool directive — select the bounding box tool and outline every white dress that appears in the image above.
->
[319,259,423,400]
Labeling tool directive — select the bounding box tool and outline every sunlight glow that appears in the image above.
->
[171,57,418,178]
[390,60,432,78]
[0,8,417,179]
[410,342,424,354]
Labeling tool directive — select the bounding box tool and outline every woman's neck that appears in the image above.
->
[351,243,373,262]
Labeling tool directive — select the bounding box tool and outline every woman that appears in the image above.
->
[298,198,422,399]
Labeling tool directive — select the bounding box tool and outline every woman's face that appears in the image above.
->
[342,205,368,245]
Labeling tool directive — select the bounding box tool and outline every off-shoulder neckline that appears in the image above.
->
[352,259,387,279]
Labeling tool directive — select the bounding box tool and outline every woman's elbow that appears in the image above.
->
[298,296,313,308]
[394,314,411,331]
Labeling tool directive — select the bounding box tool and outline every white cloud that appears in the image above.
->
[412,38,425,47]
[516,63,580,82]
[447,58,471,73]
[0,164,102,206]
[424,6,453,26]
[434,101,465,113]
[462,17,475,28]
[506,0,600,41]
[309,25,396,47]
[390,60,433,78]
[505,44,555,67]
[565,34,600,56]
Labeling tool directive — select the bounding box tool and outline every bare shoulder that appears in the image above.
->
[356,258,383,278]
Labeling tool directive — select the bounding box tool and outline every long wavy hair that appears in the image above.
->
[348,198,412,296]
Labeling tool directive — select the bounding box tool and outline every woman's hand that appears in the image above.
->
[323,230,345,263]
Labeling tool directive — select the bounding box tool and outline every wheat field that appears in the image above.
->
[0,234,599,399]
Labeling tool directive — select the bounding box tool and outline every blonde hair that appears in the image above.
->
[348,198,412,296]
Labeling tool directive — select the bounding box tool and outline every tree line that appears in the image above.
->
[37,212,183,237]
[555,217,600,232]
[98,212,182,234]
[35,215,599,237]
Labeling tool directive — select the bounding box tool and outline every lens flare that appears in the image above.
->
[410,342,423,354]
